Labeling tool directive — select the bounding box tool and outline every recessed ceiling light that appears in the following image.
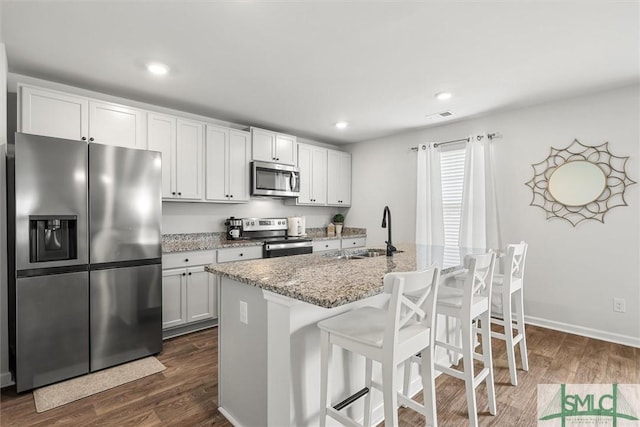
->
[146,62,169,76]
[335,121,349,129]
[435,92,452,101]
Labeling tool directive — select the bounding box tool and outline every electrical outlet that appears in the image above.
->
[613,297,626,313]
[239,301,248,324]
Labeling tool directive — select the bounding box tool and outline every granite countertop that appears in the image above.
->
[162,227,367,253]
[205,243,476,308]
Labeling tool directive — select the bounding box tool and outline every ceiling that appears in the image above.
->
[2,1,638,145]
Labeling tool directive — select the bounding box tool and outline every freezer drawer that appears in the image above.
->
[90,264,162,371]
[16,271,89,392]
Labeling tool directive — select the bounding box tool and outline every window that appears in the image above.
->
[440,147,466,265]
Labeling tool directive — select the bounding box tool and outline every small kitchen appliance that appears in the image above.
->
[225,217,243,240]
[251,161,300,198]
[287,216,306,237]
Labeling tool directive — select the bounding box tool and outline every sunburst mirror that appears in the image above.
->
[525,139,636,226]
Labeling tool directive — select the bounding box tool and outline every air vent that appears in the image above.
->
[425,111,453,120]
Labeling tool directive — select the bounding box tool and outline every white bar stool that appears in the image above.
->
[317,267,441,427]
[490,241,529,386]
[432,251,497,427]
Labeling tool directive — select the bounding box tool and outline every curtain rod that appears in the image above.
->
[411,132,502,151]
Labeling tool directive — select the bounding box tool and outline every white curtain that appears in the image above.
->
[415,143,444,247]
[459,134,502,250]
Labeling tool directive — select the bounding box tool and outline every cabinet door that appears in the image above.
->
[89,101,146,149]
[205,124,229,201]
[296,144,313,204]
[186,266,215,322]
[148,113,177,198]
[176,119,204,200]
[228,130,250,202]
[20,86,88,141]
[328,150,352,206]
[310,147,327,205]
[275,133,296,165]
[251,127,275,162]
[162,269,187,329]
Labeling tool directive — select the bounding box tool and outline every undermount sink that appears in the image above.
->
[326,248,403,260]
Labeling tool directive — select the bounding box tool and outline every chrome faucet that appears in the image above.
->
[381,205,396,257]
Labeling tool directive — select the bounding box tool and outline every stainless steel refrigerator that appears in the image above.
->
[7,133,162,392]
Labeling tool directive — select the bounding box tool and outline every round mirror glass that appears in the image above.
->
[548,161,606,206]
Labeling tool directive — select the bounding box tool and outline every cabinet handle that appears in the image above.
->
[353,242,356,245]
[185,258,189,262]
[276,158,280,161]
[325,244,329,248]
[230,194,233,198]
[188,272,192,276]
[178,192,182,196]
[182,272,186,276]
[172,192,176,195]
[89,137,94,142]
[81,136,87,141]
[239,253,244,257]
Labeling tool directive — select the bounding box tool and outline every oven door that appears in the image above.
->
[252,161,300,197]
[264,241,313,258]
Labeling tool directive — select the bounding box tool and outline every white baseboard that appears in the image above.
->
[525,315,640,348]
[1,371,14,388]
[218,406,242,427]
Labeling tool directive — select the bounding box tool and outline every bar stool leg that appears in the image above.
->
[363,358,373,427]
[514,288,529,371]
[319,330,331,427]
[461,319,478,427]
[421,345,438,427]
[480,312,497,415]
[381,356,398,426]
[503,292,517,386]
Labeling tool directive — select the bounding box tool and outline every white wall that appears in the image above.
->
[347,84,640,346]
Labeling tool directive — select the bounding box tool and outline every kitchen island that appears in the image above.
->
[207,244,483,427]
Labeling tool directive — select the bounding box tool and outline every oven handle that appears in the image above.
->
[265,241,313,251]
[290,171,298,191]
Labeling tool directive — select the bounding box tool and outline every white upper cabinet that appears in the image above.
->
[148,113,204,200]
[297,143,327,205]
[147,113,177,198]
[21,85,88,141]
[327,150,352,206]
[251,127,296,165]
[176,119,204,200]
[89,101,146,149]
[205,124,250,203]
[20,85,147,149]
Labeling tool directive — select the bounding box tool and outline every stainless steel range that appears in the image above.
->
[225,217,313,258]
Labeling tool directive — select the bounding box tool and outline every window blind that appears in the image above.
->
[440,148,466,266]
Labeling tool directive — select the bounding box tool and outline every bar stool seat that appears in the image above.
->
[318,267,441,427]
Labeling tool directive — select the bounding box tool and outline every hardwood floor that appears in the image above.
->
[1,325,637,426]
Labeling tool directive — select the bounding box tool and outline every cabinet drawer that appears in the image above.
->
[163,250,216,269]
[217,245,263,263]
[341,237,366,249]
[312,239,341,252]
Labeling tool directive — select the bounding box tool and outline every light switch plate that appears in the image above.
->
[613,297,626,313]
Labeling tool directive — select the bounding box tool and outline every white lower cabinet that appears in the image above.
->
[162,268,188,329]
[162,251,216,330]
[341,237,366,249]
[312,239,341,252]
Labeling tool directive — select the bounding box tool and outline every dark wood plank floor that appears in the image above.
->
[1,325,637,426]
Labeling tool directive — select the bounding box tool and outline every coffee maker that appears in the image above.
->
[225,217,243,240]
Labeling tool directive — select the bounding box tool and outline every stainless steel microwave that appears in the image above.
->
[251,161,300,198]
